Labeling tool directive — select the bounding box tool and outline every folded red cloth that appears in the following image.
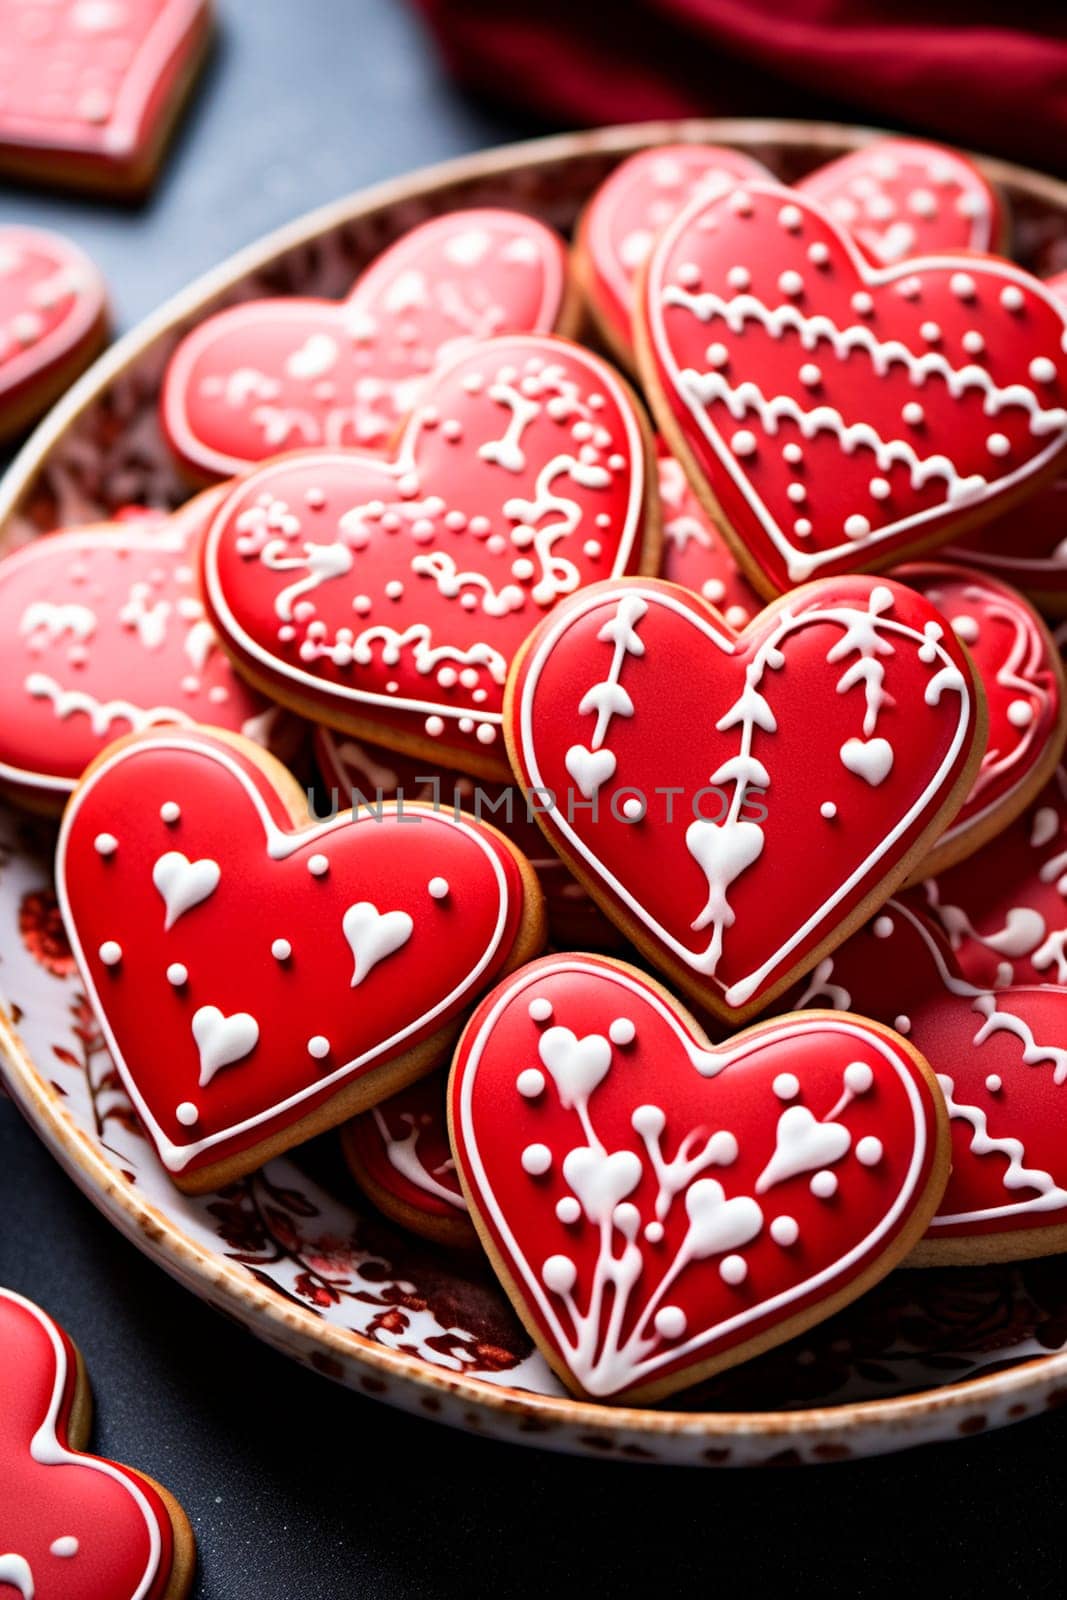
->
[412,0,1067,175]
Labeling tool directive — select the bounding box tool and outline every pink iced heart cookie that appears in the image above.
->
[449,953,947,1402]
[203,333,656,778]
[918,763,1067,990]
[0,491,285,811]
[576,143,771,366]
[0,225,107,438]
[895,562,1065,876]
[795,899,1067,1263]
[341,1071,476,1248]
[506,575,984,1022]
[162,209,577,480]
[638,179,1067,596]
[56,727,542,1191]
[0,1287,195,1600]
[0,0,212,196]
[798,138,1004,266]
[657,444,762,628]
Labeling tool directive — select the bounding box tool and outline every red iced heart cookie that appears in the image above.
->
[0,1287,194,1600]
[203,333,656,778]
[0,225,106,438]
[162,209,576,480]
[657,443,762,628]
[341,1071,476,1248]
[0,491,284,811]
[795,899,1067,1262]
[576,143,771,366]
[895,562,1065,876]
[56,727,542,1191]
[506,575,984,1021]
[638,179,1067,596]
[798,138,1003,265]
[918,763,1067,990]
[449,953,947,1402]
[0,0,212,195]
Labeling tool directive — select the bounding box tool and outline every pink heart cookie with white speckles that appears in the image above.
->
[449,952,948,1403]
[638,179,1067,597]
[202,333,657,778]
[56,726,542,1191]
[0,224,107,437]
[162,209,578,481]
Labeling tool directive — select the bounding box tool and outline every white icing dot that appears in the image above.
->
[654,1306,688,1340]
[728,190,754,217]
[773,1072,800,1100]
[811,1170,838,1199]
[844,1061,874,1095]
[308,854,329,877]
[820,801,837,819]
[845,514,871,540]
[272,938,292,961]
[851,290,874,316]
[952,614,979,643]
[903,401,925,426]
[94,833,118,856]
[794,517,813,537]
[778,204,803,232]
[873,916,894,939]
[160,801,181,824]
[986,433,1011,457]
[779,269,804,298]
[521,1142,552,1176]
[950,272,977,300]
[985,1073,1003,1093]
[307,1035,330,1059]
[556,1196,581,1224]
[1030,356,1057,384]
[894,1014,912,1035]
[543,1255,577,1295]
[644,1220,665,1244]
[425,715,445,738]
[517,1067,546,1098]
[856,1136,883,1166]
[783,442,804,465]
[621,796,644,822]
[731,429,758,457]
[799,362,822,387]
[676,262,701,288]
[962,330,985,355]
[869,477,891,500]
[727,265,751,290]
[50,1537,79,1558]
[770,1215,799,1247]
[706,341,730,368]
[787,483,807,504]
[476,724,497,746]
[166,963,188,987]
[921,321,941,343]
[428,876,450,899]
[98,941,122,966]
[609,1017,636,1046]
[1001,285,1025,312]
[898,276,922,301]
[807,241,830,266]
[1008,700,1035,727]
[528,997,553,1022]
[720,1255,748,1286]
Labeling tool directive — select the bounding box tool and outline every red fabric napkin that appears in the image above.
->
[412,1,1067,175]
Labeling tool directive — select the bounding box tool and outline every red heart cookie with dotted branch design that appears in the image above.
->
[895,562,1065,877]
[56,727,542,1191]
[797,138,1004,266]
[0,1287,194,1600]
[203,333,657,779]
[0,491,288,812]
[638,179,1067,596]
[449,953,947,1403]
[506,575,984,1022]
[341,1071,476,1248]
[0,0,212,196]
[576,143,771,366]
[657,443,762,628]
[0,225,107,438]
[917,763,1067,990]
[794,899,1067,1263]
[162,210,577,481]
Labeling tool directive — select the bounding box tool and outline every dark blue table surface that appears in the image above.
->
[1,3,1066,1594]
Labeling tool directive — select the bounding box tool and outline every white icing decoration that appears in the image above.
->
[428,876,450,900]
[50,1537,78,1558]
[564,591,646,799]
[191,1005,259,1087]
[152,851,221,931]
[98,940,122,966]
[176,1101,198,1127]
[755,1105,851,1194]
[24,673,198,737]
[0,1555,34,1599]
[372,1108,467,1210]
[94,833,118,856]
[840,735,894,785]
[342,902,414,986]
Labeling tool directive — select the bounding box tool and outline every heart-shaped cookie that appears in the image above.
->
[575,143,771,366]
[506,575,984,1021]
[896,562,1065,876]
[448,953,947,1402]
[0,0,212,195]
[162,209,577,480]
[0,491,284,811]
[203,333,657,778]
[56,727,543,1190]
[794,899,1067,1262]
[797,138,1004,265]
[657,443,762,628]
[638,179,1067,595]
[919,762,1067,990]
[0,225,107,438]
[0,1287,194,1600]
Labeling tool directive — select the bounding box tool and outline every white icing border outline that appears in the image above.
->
[54,732,516,1172]
[202,333,646,730]
[646,180,1067,582]
[457,958,929,1394]
[164,211,570,480]
[517,582,973,1002]
[0,1288,164,1599]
